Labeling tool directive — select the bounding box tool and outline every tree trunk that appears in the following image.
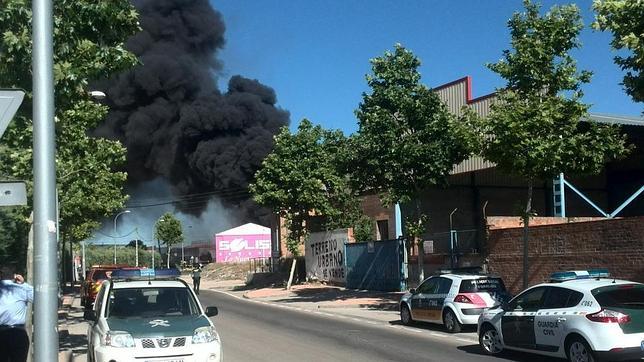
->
[522,179,533,289]
[286,258,297,290]
[157,239,162,268]
[167,245,171,268]
[415,198,424,284]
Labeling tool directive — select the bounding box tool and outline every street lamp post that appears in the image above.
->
[113,210,131,264]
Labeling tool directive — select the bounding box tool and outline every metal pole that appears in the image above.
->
[113,210,130,264]
[81,240,86,275]
[152,244,155,268]
[32,0,58,359]
[449,208,458,269]
[559,173,566,218]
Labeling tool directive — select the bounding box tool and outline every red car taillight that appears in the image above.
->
[454,294,473,304]
[586,309,631,324]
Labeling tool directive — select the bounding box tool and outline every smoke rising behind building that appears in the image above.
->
[94,0,289,229]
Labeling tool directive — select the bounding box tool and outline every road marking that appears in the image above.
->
[430,332,447,337]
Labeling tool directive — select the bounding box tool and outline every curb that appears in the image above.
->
[316,303,399,311]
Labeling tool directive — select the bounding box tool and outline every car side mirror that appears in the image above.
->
[83,309,97,321]
[205,306,218,317]
[409,288,416,294]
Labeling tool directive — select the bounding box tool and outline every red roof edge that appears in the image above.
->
[433,76,496,105]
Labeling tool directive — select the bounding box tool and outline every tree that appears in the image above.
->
[0,1,139,266]
[154,213,184,268]
[251,119,366,255]
[482,0,630,288]
[352,44,474,282]
[593,0,644,104]
[126,240,147,250]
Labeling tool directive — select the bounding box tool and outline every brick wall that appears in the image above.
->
[486,216,644,294]
[361,194,396,240]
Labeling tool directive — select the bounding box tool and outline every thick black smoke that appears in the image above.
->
[94,0,289,222]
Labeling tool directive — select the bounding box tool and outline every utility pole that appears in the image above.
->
[31,0,59,360]
[113,210,131,264]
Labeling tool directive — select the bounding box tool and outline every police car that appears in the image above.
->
[478,269,644,362]
[84,268,222,362]
[400,272,510,333]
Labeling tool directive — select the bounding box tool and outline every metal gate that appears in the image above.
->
[345,239,405,292]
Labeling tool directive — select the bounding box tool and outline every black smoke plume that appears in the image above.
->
[94,0,289,222]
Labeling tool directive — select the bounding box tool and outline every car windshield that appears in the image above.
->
[592,284,644,310]
[106,287,200,318]
[459,277,507,293]
[91,270,109,281]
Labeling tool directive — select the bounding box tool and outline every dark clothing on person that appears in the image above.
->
[0,276,33,362]
[192,268,202,294]
[0,325,29,362]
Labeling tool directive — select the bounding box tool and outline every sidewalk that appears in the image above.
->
[58,286,88,362]
[193,277,404,323]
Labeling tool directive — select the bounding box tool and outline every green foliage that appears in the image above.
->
[0,208,30,268]
[482,0,630,185]
[351,215,375,242]
[351,44,474,243]
[593,0,644,103]
[404,214,429,245]
[84,244,161,269]
[251,119,366,254]
[0,0,139,263]
[353,44,474,206]
[154,213,185,251]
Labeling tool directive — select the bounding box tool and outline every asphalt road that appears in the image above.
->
[199,290,548,362]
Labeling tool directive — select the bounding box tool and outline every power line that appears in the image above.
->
[127,189,252,209]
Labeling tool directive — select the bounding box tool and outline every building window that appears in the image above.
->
[376,220,389,240]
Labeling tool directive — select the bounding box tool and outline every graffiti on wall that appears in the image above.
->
[305,229,349,284]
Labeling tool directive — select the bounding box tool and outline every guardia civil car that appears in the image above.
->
[478,269,644,362]
[85,268,222,362]
[400,271,510,333]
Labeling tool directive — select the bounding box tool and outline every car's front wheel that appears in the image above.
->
[566,336,595,362]
[443,309,462,333]
[479,325,503,355]
[400,304,413,325]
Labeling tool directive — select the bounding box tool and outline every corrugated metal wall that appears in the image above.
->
[433,78,498,174]
[435,81,468,115]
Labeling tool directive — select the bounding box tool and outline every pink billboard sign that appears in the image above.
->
[215,234,271,263]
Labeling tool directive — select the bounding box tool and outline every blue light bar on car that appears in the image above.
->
[111,268,180,280]
[549,268,610,282]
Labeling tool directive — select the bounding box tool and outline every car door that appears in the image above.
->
[501,286,546,349]
[431,277,453,321]
[410,278,439,321]
[88,282,108,356]
[534,286,583,353]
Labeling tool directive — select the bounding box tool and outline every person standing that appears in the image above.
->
[191,265,202,294]
[0,266,33,362]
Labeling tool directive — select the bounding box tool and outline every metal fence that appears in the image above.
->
[345,239,405,292]
[248,257,282,274]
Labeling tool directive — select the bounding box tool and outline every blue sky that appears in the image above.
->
[213,0,641,135]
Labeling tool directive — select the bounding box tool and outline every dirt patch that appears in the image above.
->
[201,262,248,281]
